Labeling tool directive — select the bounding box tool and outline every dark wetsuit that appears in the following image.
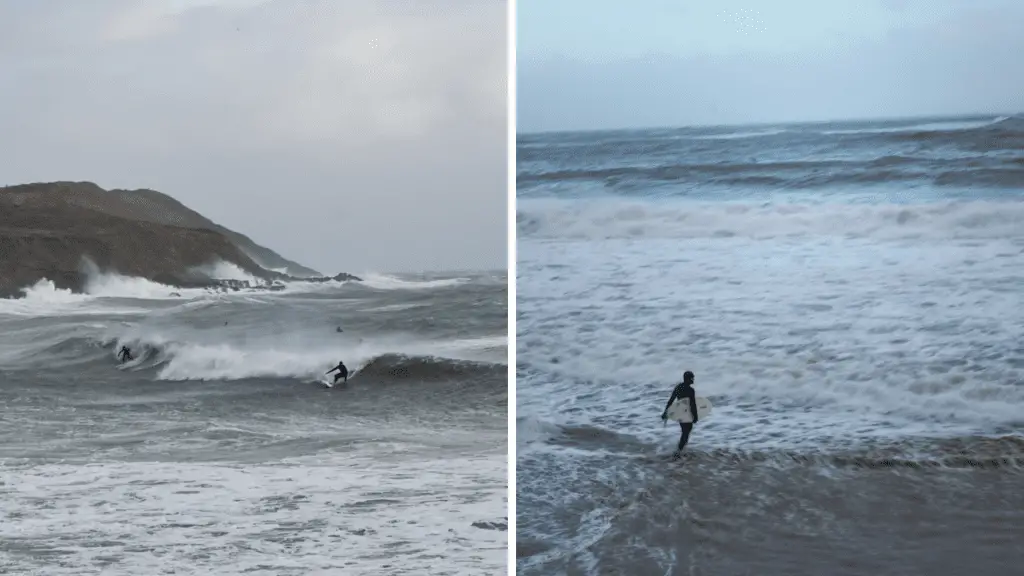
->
[118,347,133,363]
[328,362,348,384]
[664,382,699,453]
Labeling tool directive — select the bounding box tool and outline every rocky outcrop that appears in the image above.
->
[2,181,321,276]
[0,181,337,299]
[298,272,363,283]
[197,272,363,294]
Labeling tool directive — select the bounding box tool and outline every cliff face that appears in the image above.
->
[2,181,321,277]
[0,181,318,298]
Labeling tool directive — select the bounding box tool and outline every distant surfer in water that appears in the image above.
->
[661,370,699,459]
[326,360,349,385]
[118,346,133,363]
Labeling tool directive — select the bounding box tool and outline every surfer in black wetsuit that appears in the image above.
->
[118,346,133,363]
[661,370,699,459]
[326,360,349,385]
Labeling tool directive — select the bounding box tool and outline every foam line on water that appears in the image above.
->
[0,456,505,575]
[517,198,1024,241]
[103,327,504,381]
[517,232,1024,453]
[819,117,1007,135]
[358,272,470,290]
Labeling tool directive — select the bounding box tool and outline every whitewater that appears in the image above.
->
[0,268,508,575]
[516,114,1024,575]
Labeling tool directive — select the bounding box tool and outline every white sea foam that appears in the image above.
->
[83,271,193,299]
[0,454,506,575]
[105,327,503,381]
[358,273,469,290]
[17,278,83,303]
[0,279,152,318]
[518,198,1024,241]
[2,269,308,316]
[691,129,787,140]
[192,260,262,284]
[518,209,1024,454]
[819,117,1006,136]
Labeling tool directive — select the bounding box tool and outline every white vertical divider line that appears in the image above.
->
[505,0,518,573]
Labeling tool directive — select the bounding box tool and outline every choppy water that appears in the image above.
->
[516,115,1024,575]
[0,269,507,575]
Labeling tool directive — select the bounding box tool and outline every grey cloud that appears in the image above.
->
[0,0,507,274]
[518,2,1024,132]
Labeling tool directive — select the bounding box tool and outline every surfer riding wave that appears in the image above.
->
[326,360,348,385]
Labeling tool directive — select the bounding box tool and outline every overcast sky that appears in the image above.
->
[518,0,1024,132]
[0,0,507,275]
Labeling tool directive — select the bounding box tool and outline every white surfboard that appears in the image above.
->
[666,396,713,423]
[309,377,335,388]
[322,376,351,388]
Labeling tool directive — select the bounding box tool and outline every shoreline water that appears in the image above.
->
[516,114,1024,575]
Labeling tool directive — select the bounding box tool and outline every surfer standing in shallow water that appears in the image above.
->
[661,370,700,459]
[325,360,349,385]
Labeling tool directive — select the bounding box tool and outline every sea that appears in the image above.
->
[0,267,508,575]
[516,114,1024,575]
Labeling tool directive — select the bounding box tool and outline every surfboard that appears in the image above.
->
[666,396,713,423]
[308,377,335,388]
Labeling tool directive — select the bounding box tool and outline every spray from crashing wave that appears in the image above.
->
[98,329,503,382]
[1,268,506,379]
[190,260,263,283]
[357,272,470,290]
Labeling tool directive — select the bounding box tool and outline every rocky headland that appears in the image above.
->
[0,181,359,299]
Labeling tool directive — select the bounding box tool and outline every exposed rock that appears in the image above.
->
[297,271,363,284]
[0,181,348,299]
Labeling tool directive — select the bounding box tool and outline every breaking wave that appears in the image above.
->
[357,353,504,382]
[517,115,1024,192]
[516,157,1024,190]
[526,418,1024,471]
[4,330,504,384]
[517,198,1024,241]
[357,273,469,290]
[819,116,1010,136]
[95,333,502,382]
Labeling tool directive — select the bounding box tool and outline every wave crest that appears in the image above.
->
[94,333,504,384]
[358,353,504,382]
[357,273,469,290]
[518,199,1024,241]
[533,421,1024,471]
